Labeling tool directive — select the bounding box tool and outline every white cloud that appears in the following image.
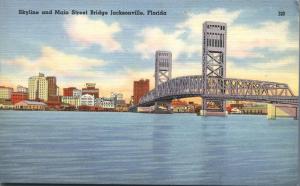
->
[177,8,241,40]
[134,27,198,59]
[64,16,122,52]
[228,21,298,58]
[172,61,202,77]
[7,46,106,78]
[248,56,298,69]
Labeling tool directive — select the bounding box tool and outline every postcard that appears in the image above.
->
[0,0,299,185]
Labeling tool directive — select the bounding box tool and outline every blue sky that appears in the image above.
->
[0,0,299,99]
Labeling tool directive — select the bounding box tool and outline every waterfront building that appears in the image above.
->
[111,92,123,100]
[46,76,60,107]
[0,86,13,100]
[82,83,99,98]
[46,76,58,97]
[61,96,81,108]
[63,87,76,96]
[14,100,47,110]
[46,96,61,108]
[64,87,82,97]
[28,73,49,101]
[95,97,115,109]
[111,92,127,111]
[171,99,195,113]
[111,92,126,106]
[16,85,28,93]
[133,79,149,105]
[28,73,59,102]
[115,104,129,112]
[0,103,14,110]
[11,92,28,104]
[80,94,95,106]
[73,89,82,97]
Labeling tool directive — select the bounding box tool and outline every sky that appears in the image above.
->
[0,0,299,100]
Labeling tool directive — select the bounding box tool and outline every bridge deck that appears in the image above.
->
[139,75,298,106]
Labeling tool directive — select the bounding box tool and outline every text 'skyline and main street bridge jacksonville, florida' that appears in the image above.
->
[137,21,298,117]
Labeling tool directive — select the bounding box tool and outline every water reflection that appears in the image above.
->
[0,111,297,185]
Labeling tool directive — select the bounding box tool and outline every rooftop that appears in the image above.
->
[18,100,47,106]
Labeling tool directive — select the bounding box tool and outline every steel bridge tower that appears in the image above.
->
[201,21,227,115]
[154,51,172,113]
[155,51,172,89]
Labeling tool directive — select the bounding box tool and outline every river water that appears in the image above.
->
[0,111,298,185]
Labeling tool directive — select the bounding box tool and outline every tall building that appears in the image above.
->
[28,73,49,101]
[82,83,99,98]
[0,86,13,100]
[155,51,172,89]
[46,76,60,105]
[46,76,58,97]
[133,79,149,105]
[28,73,60,102]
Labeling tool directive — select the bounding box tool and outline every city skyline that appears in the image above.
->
[0,0,298,101]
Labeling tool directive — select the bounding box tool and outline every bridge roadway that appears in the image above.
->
[139,75,298,106]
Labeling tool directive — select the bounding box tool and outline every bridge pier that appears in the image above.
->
[199,98,227,116]
[199,110,227,117]
[153,101,173,114]
[267,104,298,120]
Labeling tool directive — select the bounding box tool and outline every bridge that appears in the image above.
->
[138,21,298,116]
[139,75,297,106]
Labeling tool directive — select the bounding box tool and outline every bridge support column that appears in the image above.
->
[154,101,173,114]
[267,104,276,120]
[199,98,226,116]
[267,104,298,120]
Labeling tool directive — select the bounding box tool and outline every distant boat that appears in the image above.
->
[231,107,242,114]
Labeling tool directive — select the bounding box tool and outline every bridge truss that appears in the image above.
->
[139,75,297,106]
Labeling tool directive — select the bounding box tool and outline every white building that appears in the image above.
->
[111,92,123,100]
[95,97,115,109]
[61,96,81,108]
[73,89,82,97]
[28,73,48,101]
[17,85,28,93]
[0,86,13,100]
[111,92,126,106]
[81,94,95,106]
